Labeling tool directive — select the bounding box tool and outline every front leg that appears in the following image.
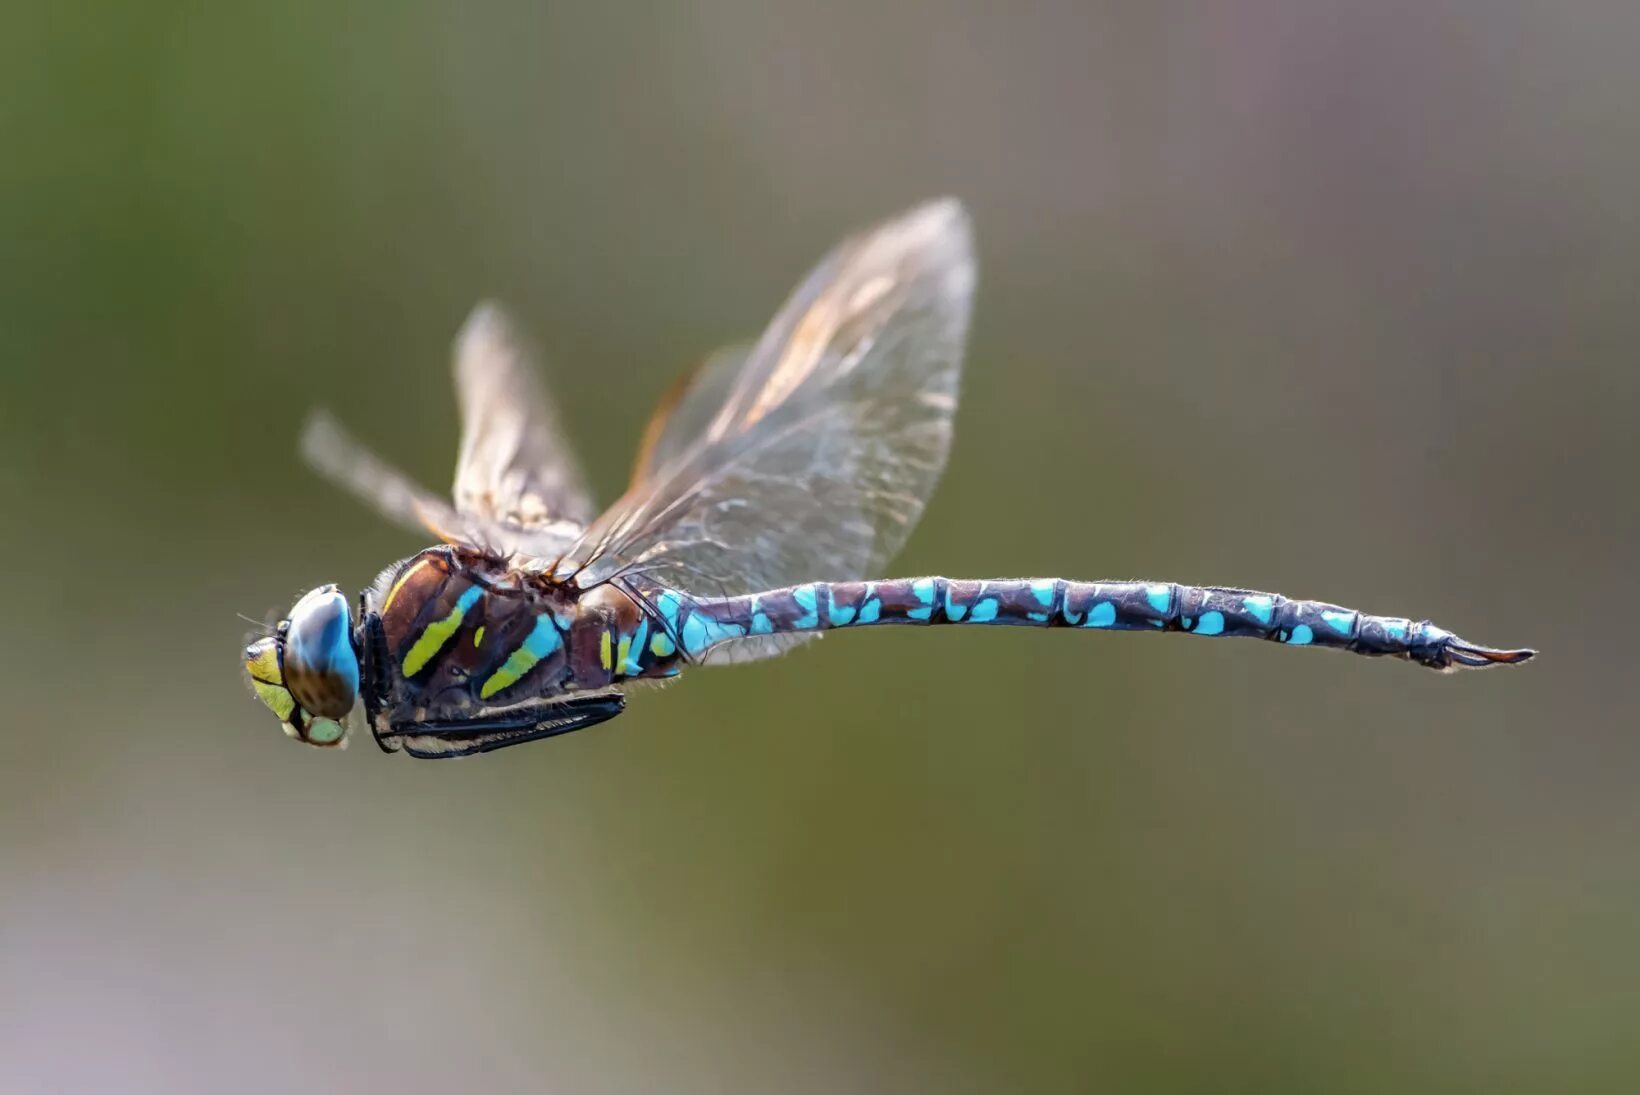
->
[376,693,627,759]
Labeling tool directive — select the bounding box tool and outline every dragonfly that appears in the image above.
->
[242,199,1534,758]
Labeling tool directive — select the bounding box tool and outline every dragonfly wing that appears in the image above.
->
[300,410,465,536]
[626,342,752,492]
[568,199,975,663]
[451,303,596,543]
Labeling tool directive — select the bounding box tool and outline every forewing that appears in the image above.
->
[451,303,596,535]
[566,200,974,661]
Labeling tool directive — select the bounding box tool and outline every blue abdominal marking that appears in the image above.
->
[680,611,749,658]
[1146,585,1172,614]
[1321,610,1354,636]
[647,590,685,659]
[712,615,746,645]
[827,598,857,627]
[621,619,650,676]
[707,617,747,644]
[792,585,820,628]
[909,578,935,621]
[665,578,1519,674]
[1242,595,1275,626]
[679,614,718,657]
[655,591,683,634]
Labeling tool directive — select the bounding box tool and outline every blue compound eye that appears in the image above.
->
[281,585,359,720]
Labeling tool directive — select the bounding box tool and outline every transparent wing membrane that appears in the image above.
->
[300,410,463,537]
[451,303,596,532]
[626,343,752,492]
[301,304,593,557]
[562,199,975,662]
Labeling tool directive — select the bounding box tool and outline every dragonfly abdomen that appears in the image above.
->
[676,577,1534,672]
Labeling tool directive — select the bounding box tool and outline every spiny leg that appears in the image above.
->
[376,693,627,759]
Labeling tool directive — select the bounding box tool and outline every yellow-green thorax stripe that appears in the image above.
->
[380,557,431,617]
[402,586,484,677]
[479,614,562,699]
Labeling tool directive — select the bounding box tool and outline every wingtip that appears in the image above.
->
[456,300,519,353]
[920,194,968,220]
[871,197,974,295]
[297,406,340,455]
[879,196,971,246]
[909,196,971,237]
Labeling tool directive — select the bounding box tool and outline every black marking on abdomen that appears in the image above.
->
[677,576,1534,672]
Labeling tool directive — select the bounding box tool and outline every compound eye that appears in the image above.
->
[282,585,359,719]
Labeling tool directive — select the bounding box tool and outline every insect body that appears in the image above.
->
[242,200,1533,758]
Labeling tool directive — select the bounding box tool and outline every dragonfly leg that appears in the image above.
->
[374,693,627,758]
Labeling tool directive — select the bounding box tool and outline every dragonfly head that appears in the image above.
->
[243,584,359,748]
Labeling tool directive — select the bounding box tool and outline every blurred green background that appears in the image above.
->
[2,3,1635,1092]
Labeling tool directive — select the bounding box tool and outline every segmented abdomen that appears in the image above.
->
[670,577,1532,671]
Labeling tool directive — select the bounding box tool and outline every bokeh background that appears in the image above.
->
[3,3,1636,1092]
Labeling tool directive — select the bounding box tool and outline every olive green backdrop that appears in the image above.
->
[3,4,1635,1092]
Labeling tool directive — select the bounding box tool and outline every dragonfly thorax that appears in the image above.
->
[346,547,670,756]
